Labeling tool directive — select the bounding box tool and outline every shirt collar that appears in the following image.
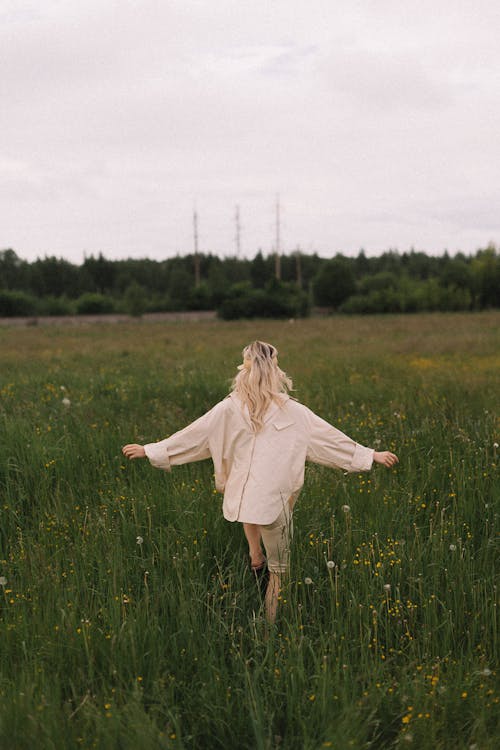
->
[229,392,289,427]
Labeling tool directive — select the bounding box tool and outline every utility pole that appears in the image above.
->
[275,193,281,280]
[193,208,200,287]
[235,205,241,257]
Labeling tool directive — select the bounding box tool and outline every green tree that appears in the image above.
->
[0,248,27,290]
[471,246,500,308]
[124,282,148,317]
[82,253,116,293]
[313,256,356,308]
[250,251,269,289]
[28,256,82,298]
[167,267,194,310]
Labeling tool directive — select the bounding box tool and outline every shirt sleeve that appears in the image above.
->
[305,408,374,472]
[143,401,224,471]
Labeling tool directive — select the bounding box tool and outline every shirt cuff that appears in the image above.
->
[144,442,172,471]
[351,444,374,472]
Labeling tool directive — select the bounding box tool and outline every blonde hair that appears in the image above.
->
[231,340,293,431]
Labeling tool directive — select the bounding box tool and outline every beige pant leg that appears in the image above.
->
[260,501,294,574]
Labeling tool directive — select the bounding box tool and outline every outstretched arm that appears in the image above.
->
[121,400,226,471]
[305,407,398,472]
[305,408,373,472]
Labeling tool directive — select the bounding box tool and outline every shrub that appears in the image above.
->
[358,271,399,294]
[123,282,147,317]
[187,283,213,311]
[340,288,403,314]
[38,296,74,316]
[218,280,309,320]
[76,293,115,315]
[313,257,356,308]
[146,295,175,312]
[0,290,38,317]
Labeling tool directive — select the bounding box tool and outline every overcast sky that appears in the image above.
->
[2,0,500,263]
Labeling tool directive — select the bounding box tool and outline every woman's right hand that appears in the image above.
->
[373,451,399,468]
[122,444,146,460]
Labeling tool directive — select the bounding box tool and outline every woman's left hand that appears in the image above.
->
[122,444,146,460]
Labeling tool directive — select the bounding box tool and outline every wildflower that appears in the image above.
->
[136,536,143,545]
[0,576,7,587]
[449,544,457,552]
[341,505,351,513]
[62,397,71,407]
[304,577,313,585]
[383,583,391,593]
[481,667,492,676]
[493,442,499,449]
[326,560,335,569]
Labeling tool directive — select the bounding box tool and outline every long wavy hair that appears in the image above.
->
[231,340,293,431]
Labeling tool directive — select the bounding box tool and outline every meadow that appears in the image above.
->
[0,312,498,750]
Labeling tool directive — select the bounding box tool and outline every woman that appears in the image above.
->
[122,340,398,622]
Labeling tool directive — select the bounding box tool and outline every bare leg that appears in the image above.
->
[243,522,266,568]
[265,572,282,623]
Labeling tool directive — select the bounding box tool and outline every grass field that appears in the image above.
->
[0,312,498,749]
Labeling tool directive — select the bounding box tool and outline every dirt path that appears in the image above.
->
[0,311,217,327]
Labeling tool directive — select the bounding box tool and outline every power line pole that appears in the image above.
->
[235,205,241,257]
[193,208,200,287]
[275,193,281,280]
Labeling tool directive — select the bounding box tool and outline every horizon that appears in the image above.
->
[3,243,496,267]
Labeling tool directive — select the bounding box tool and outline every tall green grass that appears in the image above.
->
[0,313,498,749]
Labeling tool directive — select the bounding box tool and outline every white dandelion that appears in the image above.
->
[304,577,313,585]
[383,583,391,593]
[136,536,144,545]
[62,397,71,407]
[449,544,457,552]
[326,560,335,569]
[341,505,351,513]
[0,576,7,587]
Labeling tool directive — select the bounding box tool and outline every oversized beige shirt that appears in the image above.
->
[144,393,374,525]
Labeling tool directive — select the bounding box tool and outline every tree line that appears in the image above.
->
[0,245,498,318]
